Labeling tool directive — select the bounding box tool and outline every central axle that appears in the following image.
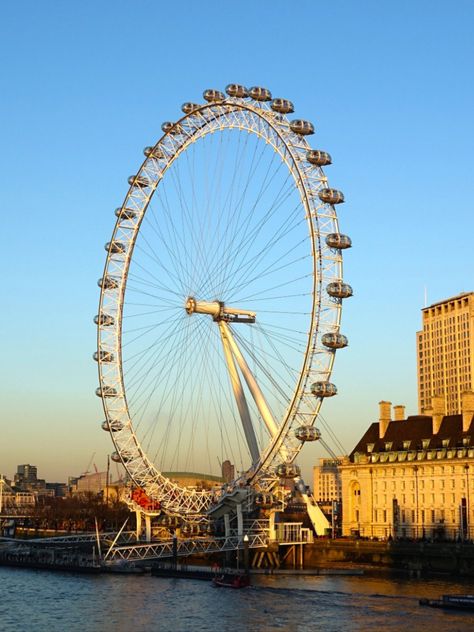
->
[185,298,256,323]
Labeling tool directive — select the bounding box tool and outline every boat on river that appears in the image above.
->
[419,594,474,611]
[212,574,250,588]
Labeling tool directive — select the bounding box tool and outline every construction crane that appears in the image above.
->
[81,452,96,476]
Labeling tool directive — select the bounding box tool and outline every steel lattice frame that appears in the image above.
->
[96,90,347,515]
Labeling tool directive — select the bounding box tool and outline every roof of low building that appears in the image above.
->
[350,414,474,459]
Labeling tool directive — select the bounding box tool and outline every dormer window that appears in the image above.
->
[442,438,450,448]
[422,439,430,449]
[463,436,470,447]
[367,443,375,453]
[403,440,411,450]
[385,441,393,451]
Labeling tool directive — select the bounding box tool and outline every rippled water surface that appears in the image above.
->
[1,568,474,632]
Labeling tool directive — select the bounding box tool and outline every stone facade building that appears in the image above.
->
[341,397,474,539]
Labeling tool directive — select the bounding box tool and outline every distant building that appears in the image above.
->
[313,457,343,532]
[14,464,46,494]
[46,483,68,497]
[313,457,343,503]
[162,472,223,490]
[221,460,235,484]
[417,292,474,415]
[73,472,109,495]
[14,464,37,486]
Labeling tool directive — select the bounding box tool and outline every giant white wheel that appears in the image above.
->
[95,84,352,515]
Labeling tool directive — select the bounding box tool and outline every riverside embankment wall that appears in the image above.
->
[298,540,474,576]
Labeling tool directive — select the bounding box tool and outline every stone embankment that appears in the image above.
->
[300,540,474,576]
[0,540,100,573]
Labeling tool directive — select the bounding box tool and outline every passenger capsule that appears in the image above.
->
[275,463,301,478]
[322,333,349,349]
[225,84,248,98]
[271,98,294,114]
[255,493,275,508]
[295,426,321,442]
[111,450,133,463]
[128,175,151,189]
[307,150,332,166]
[161,121,184,134]
[94,314,114,326]
[98,276,119,290]
[318,188,345,204]
[93,350,114,363]
[105,241,126,255]
[101,419,124,432]
[181,523,201,536]
[143,146,165,159]
[326,281,353,299]
[325,233,352,249]
[115,207,137,221]
[248,86,272,101]
[203,88,225,102]
[181,102,200,114]
[311,381,337,398]
[289,119,315,135]
[95,385,118,398]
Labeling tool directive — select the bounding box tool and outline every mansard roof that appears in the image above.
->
[350,413,474,459]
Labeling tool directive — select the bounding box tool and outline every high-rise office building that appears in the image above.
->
[313,458,343,503]
[15,464,38,485]
[417,292,474,415]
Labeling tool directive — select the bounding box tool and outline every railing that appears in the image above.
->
[276,522,314,544]
[104,531,268,564]
[25,531,137,545]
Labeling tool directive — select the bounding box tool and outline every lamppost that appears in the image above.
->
[414,465,419,540]
[243,533,249,575]
[369,468,374,538]
[465,464,470,540]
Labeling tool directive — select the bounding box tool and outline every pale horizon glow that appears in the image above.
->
[1,1,473,484]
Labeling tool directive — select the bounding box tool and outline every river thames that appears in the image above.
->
[1,568,473,631]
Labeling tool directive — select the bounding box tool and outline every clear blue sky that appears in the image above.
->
[1,0,473,482]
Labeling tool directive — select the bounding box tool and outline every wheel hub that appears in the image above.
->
[185,297,256,323]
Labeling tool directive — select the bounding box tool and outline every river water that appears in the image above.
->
[1,567,473,631]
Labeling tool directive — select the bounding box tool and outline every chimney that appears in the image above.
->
[461,391,474,433]
[393,405,406,421]
[431,395,445,435]
[379,400,392,438]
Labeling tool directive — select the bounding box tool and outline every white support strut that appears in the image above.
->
[219,320,279,439]
[218,322,260,464]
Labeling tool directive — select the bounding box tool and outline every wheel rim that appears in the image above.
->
[96,93,348,514]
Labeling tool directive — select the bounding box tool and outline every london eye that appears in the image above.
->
[95,84,352,516]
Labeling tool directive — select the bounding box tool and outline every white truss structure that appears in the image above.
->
[104,529,269,564]
[96,87,349,515]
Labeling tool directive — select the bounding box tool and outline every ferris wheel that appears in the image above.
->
[95,84,352,516]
